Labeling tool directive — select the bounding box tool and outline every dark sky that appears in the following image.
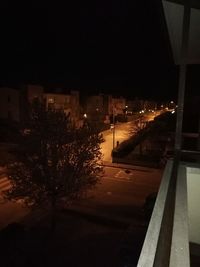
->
[0,2,182,100]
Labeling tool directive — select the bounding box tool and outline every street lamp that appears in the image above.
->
[125,105,128,115]
[112,106,115,150]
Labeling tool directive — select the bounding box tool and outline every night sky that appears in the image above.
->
[0,2,195,100]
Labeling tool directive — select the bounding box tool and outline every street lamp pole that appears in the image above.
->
[113,106,115,150]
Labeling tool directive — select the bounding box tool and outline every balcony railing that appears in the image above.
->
[137,159,200,267]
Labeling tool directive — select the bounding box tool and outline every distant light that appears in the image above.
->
[171,110,175,114]
[48,98,54,103]
[125,105,128,108]
[23,128,31,135]
[170,101,174,104]
[83,113,87,118]
[96,108,99,112]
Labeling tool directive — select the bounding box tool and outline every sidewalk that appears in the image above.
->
[102,160,155,172]
[0,194,146,231]
[63,204,130,230]
[62,203,145,231]
[61,187,146,230]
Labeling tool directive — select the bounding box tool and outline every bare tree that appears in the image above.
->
[4,101,103,231]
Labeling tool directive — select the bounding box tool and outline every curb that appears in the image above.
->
[62,207,130,229]
[101,161,153,172]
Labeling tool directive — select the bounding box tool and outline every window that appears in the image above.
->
[48,98,54,103]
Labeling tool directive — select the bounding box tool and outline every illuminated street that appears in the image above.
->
[101,121,134,162]
[0,171,29,228]
[100,111,161,162]
[69,164,162,225]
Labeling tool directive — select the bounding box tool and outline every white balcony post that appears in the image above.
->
[174,3,191,158]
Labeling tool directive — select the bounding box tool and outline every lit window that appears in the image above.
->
[48,98,54,103]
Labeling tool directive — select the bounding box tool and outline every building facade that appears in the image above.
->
[82,94,110,124]
[0,88,20,122]
[109,96,126,115]
[44,90,80,127]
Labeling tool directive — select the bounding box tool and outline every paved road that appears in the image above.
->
[102,165,161,203]
[0,172,11,195]
[0,169,11,203]
[0,170,29,229]
[71,165,162,226]
[0,163,162,228]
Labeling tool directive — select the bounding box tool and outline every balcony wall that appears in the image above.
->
[187,166,200,245]
[137,160,200,267]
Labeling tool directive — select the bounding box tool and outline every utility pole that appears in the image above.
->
[112,105,115,150]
